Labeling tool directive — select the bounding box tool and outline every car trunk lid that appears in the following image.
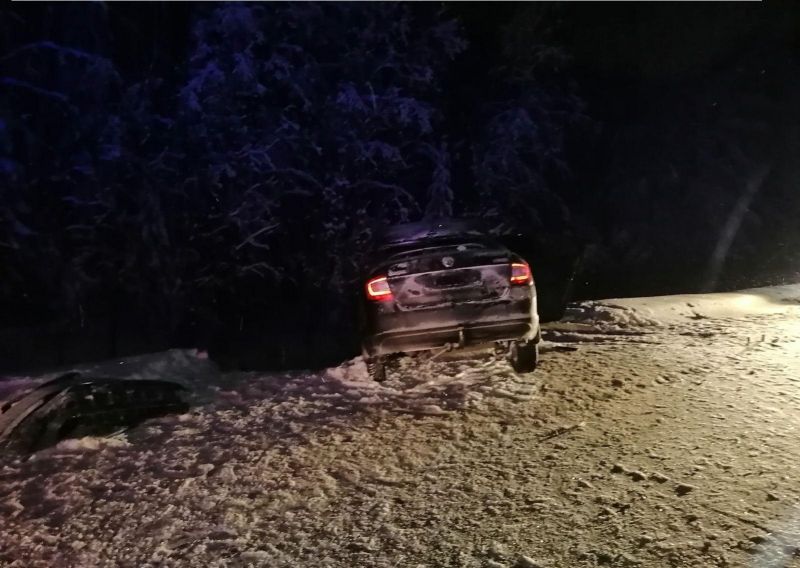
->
[382,244,511,310]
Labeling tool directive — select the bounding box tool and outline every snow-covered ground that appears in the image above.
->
[2,284,800,567]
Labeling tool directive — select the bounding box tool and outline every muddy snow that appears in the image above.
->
[2,285,800,567]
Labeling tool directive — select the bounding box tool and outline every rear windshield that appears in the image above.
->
[383,241,489,261]
[370,237,506,267]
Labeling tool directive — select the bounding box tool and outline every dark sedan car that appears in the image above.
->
[359,220,540,381]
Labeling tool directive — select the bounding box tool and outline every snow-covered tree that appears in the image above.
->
[177,3,466,336]
[0,4,466,361]
[0,6,124,327]
[469,5,585,237]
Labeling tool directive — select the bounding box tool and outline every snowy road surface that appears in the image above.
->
[2,285,800,567]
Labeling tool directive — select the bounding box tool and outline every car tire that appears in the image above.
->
[509,339,539,373]
[366,357,386,382]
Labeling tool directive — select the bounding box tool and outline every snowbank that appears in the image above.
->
[69,348,218,388]
[0,348,218,405]
[217,353,540,419]
[560,283,800,331]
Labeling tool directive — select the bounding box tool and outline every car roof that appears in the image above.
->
[377,219,487,248]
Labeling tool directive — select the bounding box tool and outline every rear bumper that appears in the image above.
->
[363,317,538,357]
[361,287,539,357]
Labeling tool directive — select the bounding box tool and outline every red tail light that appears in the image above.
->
[510,262,532,285]
[366,276,393,301]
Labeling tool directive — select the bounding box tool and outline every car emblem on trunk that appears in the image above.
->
[442,256,455,268]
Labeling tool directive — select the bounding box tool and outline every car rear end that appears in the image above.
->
[360,238,540,360]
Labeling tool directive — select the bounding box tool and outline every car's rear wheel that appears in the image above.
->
[366,356,386,382]
[509,339,539,373]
